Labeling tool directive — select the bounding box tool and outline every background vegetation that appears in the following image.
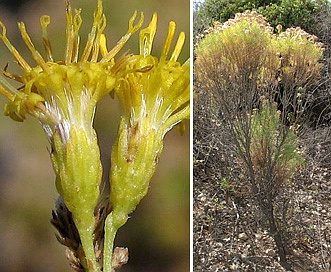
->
[0,0,189,271]
[194,0,329,41]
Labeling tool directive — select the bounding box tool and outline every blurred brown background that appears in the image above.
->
[0,0,190,271]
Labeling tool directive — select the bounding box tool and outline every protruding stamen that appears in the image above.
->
[18,22,50,73]
[81,0,104,62]
[72,9,82,63]
[101,11,144,63]
[170,32,185,62]
[90,1,106,62]
[139,13,157,57]
[91,14,106,62]
[160,21,176,62]
[40,15,54,62]
[81,26,97,62]
[99,34,108,57]
[65,1,74,64]
[0,21,32,72]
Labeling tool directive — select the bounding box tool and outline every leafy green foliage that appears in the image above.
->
[203,0,271,23]
[248,99,304,183]
[201,0,329,32]
[258,0,322,32]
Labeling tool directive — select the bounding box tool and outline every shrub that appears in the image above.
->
[195,10,323,270]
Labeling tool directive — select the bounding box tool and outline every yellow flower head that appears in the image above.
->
[109,13,190,227]
[0,0,143,142]
[115,13,190,139]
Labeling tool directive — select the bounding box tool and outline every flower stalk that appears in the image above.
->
[0,1,189,271]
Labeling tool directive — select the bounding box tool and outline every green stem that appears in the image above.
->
[103,214,116,272]
[75,217,101,272]
[103,210,128,272]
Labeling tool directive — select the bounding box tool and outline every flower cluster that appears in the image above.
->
[201,10,274,38]
[0,1,189,271]
[278,26,324,51]
[220,10,273,34]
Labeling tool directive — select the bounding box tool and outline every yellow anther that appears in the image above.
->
[160,21,176,62]
[139,13,157,57]
[18,22,49,73]
[170,32,185,62]
[0,21,32,71]
[40,15,53,62]
[101,11,144,63]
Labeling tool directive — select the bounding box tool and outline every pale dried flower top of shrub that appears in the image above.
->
[210,10,273,34]
[279,26,324,51]
[196,10,325,52]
